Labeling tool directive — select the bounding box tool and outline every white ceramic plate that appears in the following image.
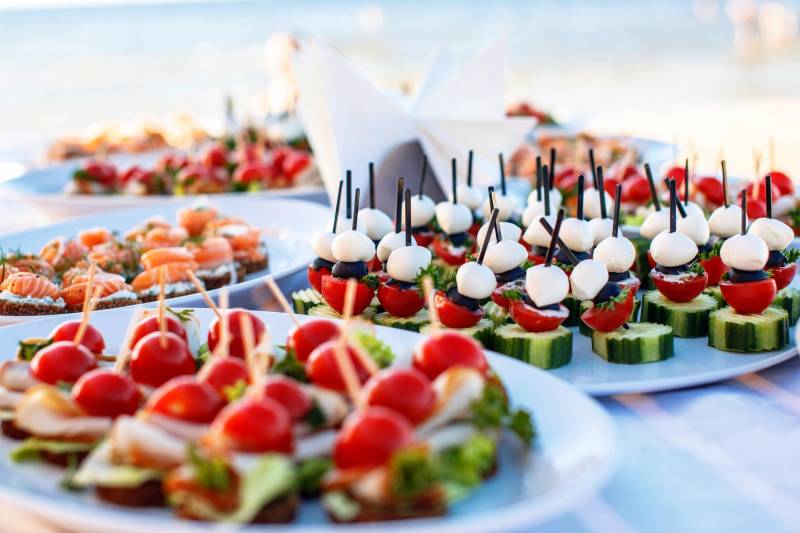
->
[0,197,330,326]
[0,309,616,533]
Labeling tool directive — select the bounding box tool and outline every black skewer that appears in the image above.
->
[489,190,502,240]
[589,148,597,189]
[352,188,361,230]
[597,166,607,219]
[368,162,376,209]
[721,160,729,208]
[664,178,687,217]
[451,158,458,204]
[766,175,773,218]
[612,183,622,237]
[540,213,580,265]
[535,155,542,201]
[543,164,552,216]
[644,163,661,211]
[346,170,352,219]
[394,177,404,233]
[544,209,566,267]
[741,192,747,234]
[405,188,412,246]
[467,150,474,187]
[332,180,343,233]
[418,156,427,199]
[576,174,585,220]
[684,158,690,206]
[549,147,556,190]
[498,153,507,195]
[669,179,677,233]
[478,209,499,264]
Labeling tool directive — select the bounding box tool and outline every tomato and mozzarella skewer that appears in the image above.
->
[404,158,437,247]
[484,211,529,310]
[592,183,640,292]
[475,186,522,250]
[308,180,343,292]
[554,174,593,267]
[522,165,558,264]
[432,159,475,266]
[523,156,560,227]
[376,177,414,268]
[359,163,393,271]
[481,154,518,223]
[748,176,797,291]
[585,166,614,246]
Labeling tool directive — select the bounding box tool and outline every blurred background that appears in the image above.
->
[1,0,799,175]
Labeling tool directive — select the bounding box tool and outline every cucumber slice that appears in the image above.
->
[308,303,377,321]
[591,322,674,364]
[630,236,653,288]
[483,301,511,326]
[703,286,724,307]
[419,319,494,346]
[578,297,641,336]
[772,287,800,326]
[491,324,572,369]
[373,309,429,332]
[640,291,720,338]
[292,288,324,315]
[562,295,583,327]
[708,306,789,352]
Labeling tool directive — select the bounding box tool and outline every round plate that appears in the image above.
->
[0,309,616,533]
[0,197,329,326]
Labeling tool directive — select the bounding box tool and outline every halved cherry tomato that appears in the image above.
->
[306,341,370,392]
[604,176,622,198]
[651,270,708,303]
[617,274,641,294]
[621,176,651,204]
[412,228,435,248]
[198,356,250,399]
[377,281,425,317]
[202,145,228,168]
[49,321,105,355]
[491,287,511,309]
[768,263,797,291]
[695,176,724,207]
[30,341,97,385]
[333,407,413,471]
[746,198,767,220]
[468,221,482,238]
[80,160,118,187]
[616,166,640,182]
[553,167,579,189]
[434,290,484,329]
[412,330,487,379]
[257,376,311,421]
[210,397,294,453]
[286,319,340,362]
[700,254,729,287]
[509,300,569,333]
[764,171,794,196]
[208,309,266,359]
[145,376,224,424]
[746,181,780,203]
[129,314,187,352]
[130,331,195,388]
[321,276,375,316]
[307,264,331,293]
[580,287,636,333]
[720,277,777,314]
[432,236,468,266]
[527,252,546,266]
[663,166,686,189]
[363,368,436,425]
[72,369,141,417]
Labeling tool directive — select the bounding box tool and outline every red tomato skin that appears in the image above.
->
[321,276,375,316]
[50,321,105,355]
[257,377,311,421]
[527,252,547,266]
[30,341,97,385]
[621,177,651,204]
[764,172,794,196]
[203,146,228,168]
[651,270,708,303]
[367,256,383,273]
[432,236,468,266]
[129,315,187,352]
[363,368,436,425]
[377,281,425,317]
[700,255,729,287]
[333,407,413,471]
[434,290,484,328]
[286,319,340,362]
[769,263,797,291]
[720,278,777,314]
[580,288,637,333]
[412,330,487,380]
[509,301,569,332]
[746,198,767,220]
[603,177,622,199]
[281,151,311,178]
[491,286,511,309]
[83,160,118,187]
[306,341,370,392]
[664,166,686,189]
[73,369,141,418]
[412,228,435,248]
[130,332,195,388]
[307,264,330,293]
[208,309,266,359]
[198,357,250,398]
[211,397,294,453]
[146,376,224,424]
[696,176,724,206]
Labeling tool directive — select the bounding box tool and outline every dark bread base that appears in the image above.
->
[66,297,140,313]
[138,288,197,303]
[40,450,89,467]
[197,271,232,290]
[0,300,65,316]
[326,499,446,523]
[1,419,31,440]
[96,480,165,507]
[237,255,268,275]
[175,491,298,523]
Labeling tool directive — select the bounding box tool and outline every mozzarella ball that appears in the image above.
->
[402,194,436,228]
[456,184,484,210]
[523,214,557,248]
[749,218,794,251]
[483,240,528,274]
[387,245,432,283]
[708,205,744,238]
[377,231,414,263]
[570,259,609,301]
[331,230,376,262]
[476,221,522,249]
[559,218,593,252]
[527,188,563,208]
[589,218,613,246]
[526,264,569,307]
[640,209,671,240]
[583,188,613,220]
[311,231,336,263]
[435,202,473,235]
[649,230,698,267]
[683,201,704,217]
[676,211,710,246]
[521,199,559,227]
[358,208,394,241]
[328,215,365,235]
[720,233,768,271]
[456,262,496,300]
[481,193,518,221]
[593,236,636,273]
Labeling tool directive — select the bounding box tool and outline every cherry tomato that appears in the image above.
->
[202,145,228,168]
[509,300,569,332]
[367,256,383,273]
[377,281,425,317]
[527,252,547,266]
[207,309,266,359]
[129,314,187,352]
[746,181,780,204]
[553,167,579,189]
[663,166,686,189]
[307,264,331,293]
[412,330,487,379]
[321,276,375,316]
[130,331,195,388]
[30,341,97,385]
[211,397,294,453]
[700,254,728,287]
[651,270,708,303]
[603,177,622,199]
[764,171,794,196]
[411,228,435,248]
[432,236,468,266]
[306,341,370,392]
[257,376,311,421]
[720,277,777,314]
[434,290,484,328]
[491,286,511,309]
[146,376,224,424]
[81,160,117,187]
[333,407,413,471]
[363,368,436,425]
[157,153,191,173]
[616,165,640,182]
[580,287,636,333]
[286,319,340,362]
[646,251,656,269]
[281,150,311,179]
[198,356,250,398]
[768,263,797,291]
[695,176,724,207]
[746,197,767,220]
[621,176,651,204]
[49,321,105,355]
[233,161,271,184]
[73,369,141,418]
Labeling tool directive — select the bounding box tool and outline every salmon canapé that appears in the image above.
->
[5,255,55,279]
[140,247,197,270]
[77,227,113,250]
[0,272,60,300]
[177,205,219,237]
[60,270,132,306]
[188,237,233,270]
[39,237,88,270]
[141,227,189,251]
[208,222,261,252]
[124,216,172,242]
[131,263,195,293]
[88,241,141,276]
[0,264,19,285]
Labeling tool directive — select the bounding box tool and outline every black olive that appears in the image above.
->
[387,278,416,290]
[593,282,622,305]
[608,271,632,282]
[331,261,368,279]
[496,266,525,284]
[312,257,335,271]
[448,232,470,247]
[728,268,769,283]
[445,286,480,310]
[654,263,688,275]
[766,250,788,268]
[556,248,591,264]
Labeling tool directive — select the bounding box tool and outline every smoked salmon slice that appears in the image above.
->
[177,205,219,237]
[140,247,197,270]
[0,272,60,299]
[188,237,233,270]
[131,263,194,292]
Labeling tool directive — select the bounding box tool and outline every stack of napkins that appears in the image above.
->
[293,39,535,212]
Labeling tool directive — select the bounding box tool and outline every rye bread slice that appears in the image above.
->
[326,495,446,523]
[138,287,198,303]
[1,419,31,440]
[173,490,299,523]
[197,271,232,291]
[0,300,66,316]
[96,480,165,508]
[66,297,140,313]
[237,255,268,275]
[40,449,89,468]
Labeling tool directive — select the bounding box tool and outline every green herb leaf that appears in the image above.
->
[195,342,211,370]
[413,263,456,293]
[389,447,438,499]
[350,331,394,368]
[501,288,525,302]
[271,349,309,382]
[222,380,249,403]
[470,382,508,430]
[297,457,332,497]
[167,307,195,323]
[697,239,723,261]
[595,287,630,312]
[187,443,232,492]
[304,398,327,429]
[438,434,496,488]
[687,261,705,275]
[360,273,379,289]
[17,337,53,362]
[508,409,536,443]
[784,248,800,264]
